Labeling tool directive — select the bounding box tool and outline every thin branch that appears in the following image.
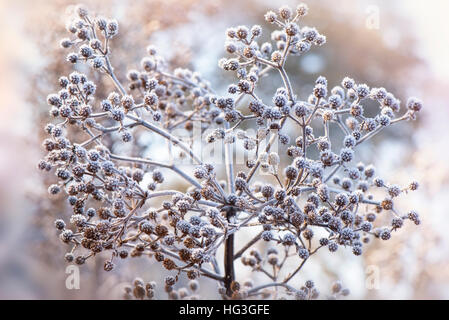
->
[233,231,263,260]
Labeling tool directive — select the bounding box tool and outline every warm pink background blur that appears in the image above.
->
[0,0,448,299]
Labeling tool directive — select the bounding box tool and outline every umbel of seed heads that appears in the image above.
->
[39,3,423,300]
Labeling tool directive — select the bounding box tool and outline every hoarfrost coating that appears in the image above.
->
[39,3,423,300]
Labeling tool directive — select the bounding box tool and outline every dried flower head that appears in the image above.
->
[39,2,423,300]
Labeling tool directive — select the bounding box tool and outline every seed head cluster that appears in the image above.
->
[39,3,423,299]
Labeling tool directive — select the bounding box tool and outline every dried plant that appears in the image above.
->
[39,3,423,300]
[26,0,212,299]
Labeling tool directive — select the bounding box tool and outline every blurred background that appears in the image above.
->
[0,0,448,299]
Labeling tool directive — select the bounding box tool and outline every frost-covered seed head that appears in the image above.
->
[38,4,423,300]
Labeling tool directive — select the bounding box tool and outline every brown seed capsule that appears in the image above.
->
[381,199,393,210]
[154,252,165,262]
[155,225,168,237]
[163,258,177,270]
[187,270,198,280]
[231,281,241,292]
[184,237,195,249]
[179,248,192,262]
[133,285,145,299]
